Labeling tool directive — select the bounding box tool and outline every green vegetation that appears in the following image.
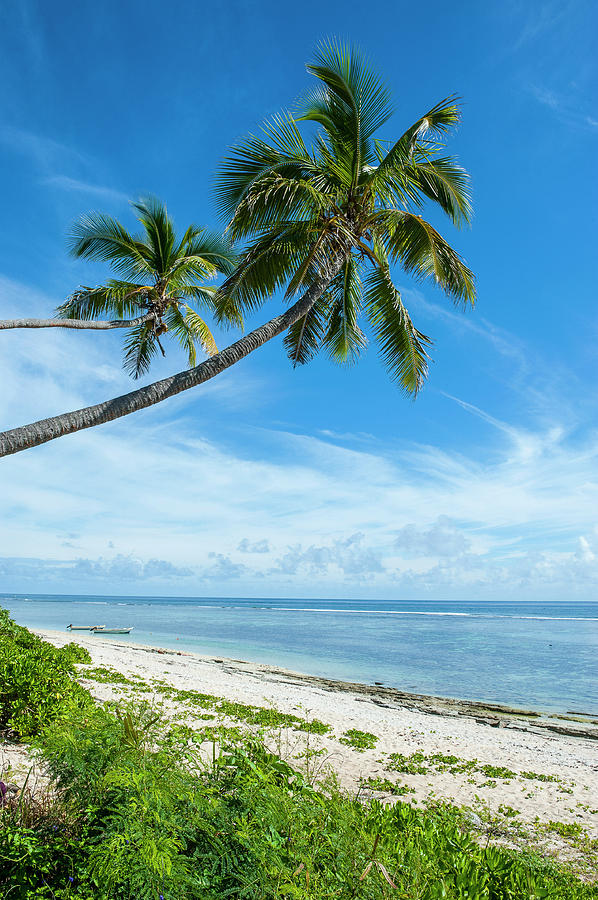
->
[4,705,595,899]
[544,821,585,839]
[361,776,415,796]
[81,665,139,686]
[386,750,566,785]
[340,729,379,751]
[2,614,596,898]
[386,750,430,774]
[0,607,92,738]
[216,40,475,394]
[84,668,332,736]
[58,198,237,378]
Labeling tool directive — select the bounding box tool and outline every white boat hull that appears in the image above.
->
[67,625,104,630]
[92,627,133,634]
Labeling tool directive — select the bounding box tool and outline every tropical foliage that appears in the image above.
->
[56,198,237,377]
[215,40,475,394]
[0,607,91,738]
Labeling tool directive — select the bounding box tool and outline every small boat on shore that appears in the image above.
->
[91,626,134,634]
[67,624,104,631]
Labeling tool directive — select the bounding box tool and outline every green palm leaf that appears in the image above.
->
[215,221,321,320]
[56,282,150,320]
[64,197,236,376]
[122,321,159,379]
[215,116,316,228]
[283,296,329,365]
[375,210,475,304]
[131,196,176,275]
[364,267,432,394]
[67,212,153,279]
[406,156,472,226]
[182,231,238,276]
[164,304,217,368]
[323,258,367,364]
[302,39,393,184]
[368,95,462,189]
[215,42,475,394]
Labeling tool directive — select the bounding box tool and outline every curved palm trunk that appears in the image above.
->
[0,314,154,330]
[0,257,344,458]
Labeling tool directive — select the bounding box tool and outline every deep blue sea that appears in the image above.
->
[2,594,597,715]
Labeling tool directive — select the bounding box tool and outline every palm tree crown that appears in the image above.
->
[215,40,475,393]
[57,197,237,377]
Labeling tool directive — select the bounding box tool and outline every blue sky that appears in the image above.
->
[0,0,596,599]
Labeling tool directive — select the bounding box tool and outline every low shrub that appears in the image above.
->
[339,728,378,751]
[0,607,92,738]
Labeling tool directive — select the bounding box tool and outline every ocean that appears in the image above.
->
[2,593,597,715]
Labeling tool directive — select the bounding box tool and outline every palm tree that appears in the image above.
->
[215,40,474,393]
[1,197,237,379]
[0,41,474,458]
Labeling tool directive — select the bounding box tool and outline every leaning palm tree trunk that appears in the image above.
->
[0,256,345,458]
[0,314,155,330]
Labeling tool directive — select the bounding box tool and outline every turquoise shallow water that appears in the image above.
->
[2,593,597,715]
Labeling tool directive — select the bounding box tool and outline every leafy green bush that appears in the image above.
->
[0,787,93,899]
[0,607,92,737]
[61,642,93,665]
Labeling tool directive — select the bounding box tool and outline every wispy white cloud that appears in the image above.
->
[527,83,598,131]
[0,125,91,173]
[404,288,531,378]
[41,175,129,205]
[511,0,577,50]
[271,533,384,580]
[1,404,596,597]
[0,126,129,208]
[394,516,470,558]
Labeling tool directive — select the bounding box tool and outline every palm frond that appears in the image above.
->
[284,228,336,297]
[283,295,330,365]
[122,322,159,379]
[214,116,315,225]
[164,304,217,367]
[132,197,176,275]
[229,174,330,238]
[376,210,475,305]
[312,132,356,189]
[405,156,472,226]
[303,39,393,144]
[298,40,393,190]
[323,258,367,364]
[183,231,238,276]
[366,96,462,193]
[56,282,150,320]
[68,213,152,279]
[175,284,218,312]
[364,267,432,394]
[165,232,237,293]
[214,221,320,321]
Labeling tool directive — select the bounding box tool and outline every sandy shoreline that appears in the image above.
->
[3,627,597,877]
